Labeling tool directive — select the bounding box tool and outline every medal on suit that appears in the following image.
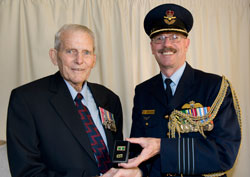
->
[99,107,117,132]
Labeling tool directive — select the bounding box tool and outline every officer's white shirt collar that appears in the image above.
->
[161,62,186,95]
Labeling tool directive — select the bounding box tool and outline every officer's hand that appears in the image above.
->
[118,137,161,168]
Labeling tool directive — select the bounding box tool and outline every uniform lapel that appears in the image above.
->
[170,63,195,110]
[149,63,195,112]
[48,72,96,162]
[149,74,168,108]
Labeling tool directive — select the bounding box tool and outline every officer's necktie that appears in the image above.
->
[165,78,173,104]
[74,93,111,174]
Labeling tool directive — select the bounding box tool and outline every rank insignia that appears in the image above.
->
[99,107,116,132]
[164,10,176,25]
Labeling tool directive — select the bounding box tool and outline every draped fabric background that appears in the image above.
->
[0,0,249,176]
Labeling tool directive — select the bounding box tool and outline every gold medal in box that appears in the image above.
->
[112,140,130,163]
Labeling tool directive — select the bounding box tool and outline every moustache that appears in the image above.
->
[158,47,177,54]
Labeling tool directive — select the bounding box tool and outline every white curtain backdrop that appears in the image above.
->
[0,0,249,176]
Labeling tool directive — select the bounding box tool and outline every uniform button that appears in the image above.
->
[165,115,169,119]
[145,122,149,126]
[166,132,170,137]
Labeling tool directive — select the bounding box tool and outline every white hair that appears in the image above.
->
[54,24,95,52]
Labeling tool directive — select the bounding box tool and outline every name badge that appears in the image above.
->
[142,110,155,115]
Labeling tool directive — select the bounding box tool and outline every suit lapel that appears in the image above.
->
[48,72,96,162]
[87,83,115,158]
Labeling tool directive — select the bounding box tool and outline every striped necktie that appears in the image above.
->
[74,93,111,174]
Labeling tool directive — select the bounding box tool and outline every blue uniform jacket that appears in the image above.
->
[130,63,241,177]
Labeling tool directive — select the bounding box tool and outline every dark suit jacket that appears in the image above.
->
[130,63,241,177]
[7,72,123,177]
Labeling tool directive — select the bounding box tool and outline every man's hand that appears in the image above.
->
[102,167,142,177]
[101,168,118,177]
[118,137,161,168]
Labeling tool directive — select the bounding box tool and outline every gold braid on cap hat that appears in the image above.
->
[168,75,242,139]
[150,28,188,37]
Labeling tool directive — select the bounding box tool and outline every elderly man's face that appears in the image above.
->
[150,32,190,77]
[50,30,96,91]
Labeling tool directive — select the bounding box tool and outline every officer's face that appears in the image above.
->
[50,30,96,91]
[150,32,190,77]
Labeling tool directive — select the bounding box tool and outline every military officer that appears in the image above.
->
[119,3,242,177]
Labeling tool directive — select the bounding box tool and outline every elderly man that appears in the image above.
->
[7,24,124,177]
[120,3,242,177]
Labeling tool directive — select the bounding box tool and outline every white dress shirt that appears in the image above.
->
[64,80,108,148]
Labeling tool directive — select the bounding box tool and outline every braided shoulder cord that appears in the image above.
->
[202,81,242,177]
[168,76,236,138]
[228,79,242,134]
[168,76,242,177]
[202,82,242,175]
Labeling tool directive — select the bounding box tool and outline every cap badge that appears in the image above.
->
[164,10,176,25]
